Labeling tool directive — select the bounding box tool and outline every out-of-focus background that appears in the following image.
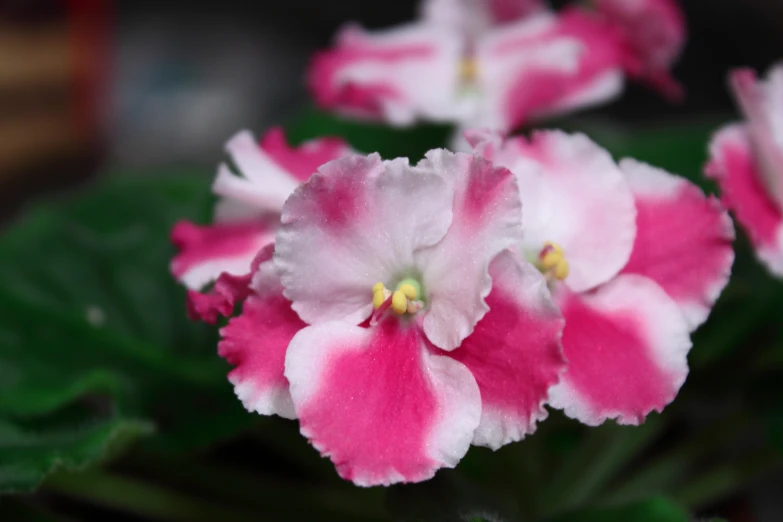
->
[1,0,782,219]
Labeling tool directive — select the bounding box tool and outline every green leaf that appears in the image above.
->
[0,174,255,493]
[285,106,453,160]
[545,497,689,522]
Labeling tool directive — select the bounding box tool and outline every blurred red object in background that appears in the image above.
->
[0,0,108,178]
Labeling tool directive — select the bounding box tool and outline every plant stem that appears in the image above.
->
[539,415,667,517]
[673,449,782,509]
[44,468,260,522]
[119,451,388,522]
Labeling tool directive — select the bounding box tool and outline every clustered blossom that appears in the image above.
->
[707,63,783,278]
[165,0,770,489]
[308,0,685,135]
[171,124,733,486]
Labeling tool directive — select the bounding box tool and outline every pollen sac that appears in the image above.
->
[538,242,569,281]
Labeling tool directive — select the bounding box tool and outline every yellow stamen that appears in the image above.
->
[553,259,570,280]
[372,282,385,294]
[373,289,387,309]
[460,58,478,82]
[538,242,569,281]
[398,283,417,300]
[391,290,408,315]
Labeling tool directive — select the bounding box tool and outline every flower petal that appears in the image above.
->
[308,22,464,126]
[417,150,523,350]
[707,124,783,277]
[445,250,565,449]
[185,244,274,324]
[285,318,481,486]
[212,130,301,218]
[619,159,735,330]
[259,127,352,183]
[218,259,305,419]
[420,0,545,38]
[170,220,275,290]
[548,274,691,426]
[470,129,637,293]
[275,154,453,326]
[728,65,783,209]
[474,10,630,131]
[592,0,685,98]
[212,129,350,222]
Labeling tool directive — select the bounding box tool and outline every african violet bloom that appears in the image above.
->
[309,0,684,134]
[170,128,351,319]
[469,129,734,424]
[220,149,566,485]
[706,64,783,277]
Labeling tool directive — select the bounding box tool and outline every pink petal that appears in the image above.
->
[707,124,783,277]
[727,65,783,209]
[259,127,352,183]
[619,159,735,330]
[417,150,523,350]
[421,0,545,38]
[185,244,274,324]
[284,318,481,486]
[275,154,453,326]
[593,0,685,98]
[446,251,565,449]
[470,129,637,293]
[475,9,631,131]
[217,260,305,419]
[212,130,302,219]
[170,220,275,290]
[308,22,464,126]
[549,275,691,426]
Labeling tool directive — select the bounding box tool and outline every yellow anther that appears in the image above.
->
[539,249,563,270]
[398,283,417,300]
[538,242,569,282]
[544,242,564,255]
[391,291,408,315]
[373,289,387,309]
[553,259,570,281]
[372,282,385,294]
[460,58,478,82]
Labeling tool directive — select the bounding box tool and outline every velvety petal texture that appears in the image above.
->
[170,220,275,291]
[707,125,783,277]
[275,154,454,326]
[218,259,306,419]
[469,129,637,293]
[417,150,523,350]
[619,159,735,330]
[285,318,481,486]
[308,23,464,125]
[172,128,350,290]
[548,275,691,426]
[445,251,565,449]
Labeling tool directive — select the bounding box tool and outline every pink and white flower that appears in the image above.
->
[170,128,351,321]
[254,149,566,485]
[308,0,685,134]
[469,129,734,425]
[421,0,546,38]
[706,64,783,277]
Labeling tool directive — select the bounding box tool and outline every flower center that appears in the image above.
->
[460,57,479,84]
[372,278,424,316]
[535,242,570,282]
